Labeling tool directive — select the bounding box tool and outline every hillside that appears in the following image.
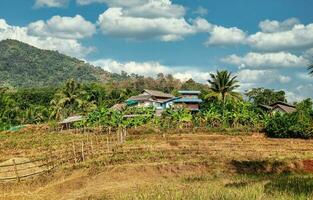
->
[0,40,110,87]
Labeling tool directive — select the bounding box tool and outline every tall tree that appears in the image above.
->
[308,63,313,76]
[50,79,87,120]
[245,88,286,105]
[207,70,241,102]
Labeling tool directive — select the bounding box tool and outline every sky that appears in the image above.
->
[0,0,312,102]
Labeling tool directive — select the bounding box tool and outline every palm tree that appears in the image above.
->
[50,79,86,120]
[207,70,241,102]
[308,63,313,76]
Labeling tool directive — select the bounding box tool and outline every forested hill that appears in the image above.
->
[0,39,110,88]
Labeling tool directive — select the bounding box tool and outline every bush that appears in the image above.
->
[265,99,313,139]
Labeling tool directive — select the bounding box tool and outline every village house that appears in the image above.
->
[126,89,176,110]
[259,101,296,114]
[173,90,203,111]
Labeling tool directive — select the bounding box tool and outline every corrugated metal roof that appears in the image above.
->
[127,95,151,101]
[272,104,297,113]
[144,89,174,98]
[59,115,84,124]
[174,98,203,103]
[178,90,201,94]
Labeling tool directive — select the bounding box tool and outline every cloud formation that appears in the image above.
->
[205,26,247,46]
[222,52,308,69]
[34,0,69,8]
[28,15,96,39]
[258,18,300,33]
[97,6,210,41]
[0,18,93,58]
[91,59,211,83]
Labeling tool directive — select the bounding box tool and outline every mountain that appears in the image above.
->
[0,40,110,88]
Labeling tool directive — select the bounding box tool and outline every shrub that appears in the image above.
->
[265,99,313,139]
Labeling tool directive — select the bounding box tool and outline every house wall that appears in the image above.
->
[181,94,199,99]
[187,103,199,110]
[271,107,285,114]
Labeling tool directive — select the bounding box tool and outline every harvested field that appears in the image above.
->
[1,129,313,199]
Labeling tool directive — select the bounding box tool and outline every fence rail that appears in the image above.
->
[0,129,128,182]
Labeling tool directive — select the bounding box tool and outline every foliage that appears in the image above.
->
[265,99,313,138]
[201,101,265,129]
[308,63,313,76]
[207,70,241,102]
[245,87,287,105]
[160,108,193,129]
[50,79,96,120]
[0,39,110,88]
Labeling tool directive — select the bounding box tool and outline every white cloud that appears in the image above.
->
[91,58,211,83]
[97,7,210,41]
[79,0,186,18]
[0,19,93,58]
[193,6,209,16]
[296,72,312,81]
[222,52,308,69]
[34,0,68,8]
[248,23,313,51]
[201,18,313,51]
[237,69,290,84]
[259,18,300,33]
[27,15,96,39]
[236,69,291,93]
[205,25,247,46]
[76,0,143,7]
[285,84,313,102]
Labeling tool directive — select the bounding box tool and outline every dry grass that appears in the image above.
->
[1,128,313,199]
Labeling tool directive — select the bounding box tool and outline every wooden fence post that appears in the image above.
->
[90,139,94,157]
[49,148,55,169]
[12,159,20,182]
[81,141,85,162]
[72,141,77,164]
[106,136,109,153]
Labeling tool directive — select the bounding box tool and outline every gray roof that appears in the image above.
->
[174,98,203,103]
[127,95,152,101]
[144,89,174,98]
[270,101,295,108]
[59,115,84,124]
[272,104,297,113]
[178,90,201,94]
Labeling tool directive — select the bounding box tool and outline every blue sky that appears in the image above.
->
[0,0,312,102]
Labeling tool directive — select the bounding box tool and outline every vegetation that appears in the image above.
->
[308,63,313,76]
[265,99,313,139]
[207,70,241,102]
[0,39,110,88]
[245,87,287,105]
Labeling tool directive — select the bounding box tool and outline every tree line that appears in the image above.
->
[0,70,312,139]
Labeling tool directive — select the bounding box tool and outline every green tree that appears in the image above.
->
[50,79,90,120]
[207,70,241,102]
[308,63,313,76]
[245,88,286,105]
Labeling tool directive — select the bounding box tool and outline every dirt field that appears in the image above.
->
[1,129,313,199]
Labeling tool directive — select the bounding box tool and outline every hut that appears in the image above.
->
[58,115,84,130]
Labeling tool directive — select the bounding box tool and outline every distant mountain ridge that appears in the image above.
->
[0,39,110,88]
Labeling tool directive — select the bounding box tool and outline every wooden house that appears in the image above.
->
[259,101,296,114]
[126,89,176,110]
[173,90,203,111]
